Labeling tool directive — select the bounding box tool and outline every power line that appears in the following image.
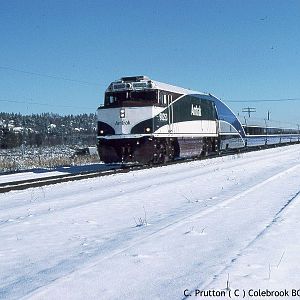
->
[1,66,299,102]
[227,98,300,102]
[1,95,300,110]
[0,65,104,86]
[0,98,95,110]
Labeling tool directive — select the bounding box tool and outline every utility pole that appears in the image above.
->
[242,107,256,118]
[267,110,270,120]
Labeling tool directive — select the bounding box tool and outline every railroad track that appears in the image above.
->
[1,142,299,194]
[0,168,126,193]
[0,157,207,193]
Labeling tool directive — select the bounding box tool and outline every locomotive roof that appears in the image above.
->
[111,76,208,96]
[151,80,207,96]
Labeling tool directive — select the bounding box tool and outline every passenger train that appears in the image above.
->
[97,76,300,164]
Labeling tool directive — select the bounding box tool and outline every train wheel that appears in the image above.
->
[168,144,175,160]
[152,140,166,164]
[173,139,180,158]
[201,139,209,157]
[166,140,176,161]
[201,138,213,157]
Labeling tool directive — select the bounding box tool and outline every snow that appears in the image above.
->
[12,127,23,132]
[207,192,300,299]
[0,144,300,299]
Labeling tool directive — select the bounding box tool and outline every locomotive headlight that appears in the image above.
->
[145,127,151,133]
[100,130,104,134]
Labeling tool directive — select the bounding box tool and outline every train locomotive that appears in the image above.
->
[97,76,300,164]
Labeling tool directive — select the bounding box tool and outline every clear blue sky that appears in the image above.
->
[0,0,299,124]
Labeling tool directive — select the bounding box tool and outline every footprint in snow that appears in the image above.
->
[131,253,151,263]
[86,220,98,224]
[184,228,207,236]
[248,263,263,270]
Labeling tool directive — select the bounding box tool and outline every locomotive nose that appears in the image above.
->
[114,108,131,134]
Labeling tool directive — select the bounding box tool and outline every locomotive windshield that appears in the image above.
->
[104,90,158,107]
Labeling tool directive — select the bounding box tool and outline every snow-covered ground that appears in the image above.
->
[1,144,300,300]
[0,146,99,174]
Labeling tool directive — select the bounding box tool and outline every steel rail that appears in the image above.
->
[1,141,299,194]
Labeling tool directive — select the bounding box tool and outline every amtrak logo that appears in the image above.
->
[115,120,130,125]
[159,112,168,121]
[191,104,202,117]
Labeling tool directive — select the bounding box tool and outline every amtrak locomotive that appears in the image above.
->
[97,76,300,164]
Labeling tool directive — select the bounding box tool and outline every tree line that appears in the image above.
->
[0,112,97,149]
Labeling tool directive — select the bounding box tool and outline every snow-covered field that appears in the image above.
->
[0,146,99,173]
[1,144,300,300]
